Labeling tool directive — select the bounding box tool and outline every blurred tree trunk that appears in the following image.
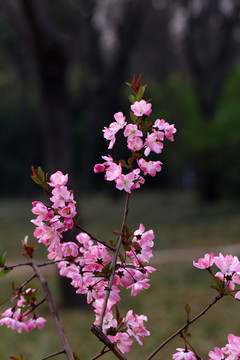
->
[183,0,240,200]
[19,0,75,176]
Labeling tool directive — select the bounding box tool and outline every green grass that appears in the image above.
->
[0,190,240,359]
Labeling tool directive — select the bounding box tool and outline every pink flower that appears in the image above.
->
[115,172,135,193]
[137,158,162,177]
[48,171,68,187]
[108,332,133,353]
[50,186,73,208]
[94,164,105,173]
[164,122,177,141]
[172,348,197,360]
[127,279,150,296]
[103,127,116,149]
[109,112,127,132]
[127,136,143,151]
[193,252,214,269]
[105,163,122,181]
[131,100,152,117]
[209,347,225,360]
[31,201,53,225]
[214,253,240,276]
[222,333,240,358]
[58,203,77,218]
[124,124,143,139]
[144,133,163,156]
[123,310,150,345]
[61,242,79,258]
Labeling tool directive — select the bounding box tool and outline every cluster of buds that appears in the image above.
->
[0,287,46,333]
[94,79,176,193]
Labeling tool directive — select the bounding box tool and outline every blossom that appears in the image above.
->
[124,124,143,139]
[48,171,68,187]
[144,132,164,156]
[172,348,197,360]
[214,253,240,276]
[105,163,122,181]
[115,172,135,193]
[127,136,143,151]
[193,252,214,269]
[137,158,162,177]
[127,279,150,296]
[108,332,133,353]
[131,100,152,117]
[208,347,225,360]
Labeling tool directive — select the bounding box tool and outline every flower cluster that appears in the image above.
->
[172,333,240,360]
[30,171,155,352]
[94,98,176,193]
[32,171,77,260]
[209,334,240,360]
[193,253,240,298]
[0,288,46,333]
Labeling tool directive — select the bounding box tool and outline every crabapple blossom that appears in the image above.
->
[48,170,68,187]
[172,348,197,360]
[108,332,133,353]
[208,347,225,360]
[193,252,215,269]
[124,124,143,139]
[131,100,152,117]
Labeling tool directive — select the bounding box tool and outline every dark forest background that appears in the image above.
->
[1,0,240,201]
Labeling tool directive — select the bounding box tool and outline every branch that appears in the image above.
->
[76,224,115,252]
[40,349,65,360]
[89,345,110,360]
[98,193,130,329]
[145,294,223,360]
[91,325,128,360]
[29,257,74,360]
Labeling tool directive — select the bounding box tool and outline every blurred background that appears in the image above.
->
[1,0,240,358]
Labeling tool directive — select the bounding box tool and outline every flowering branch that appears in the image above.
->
[98,193,130,330]
[29,257,73,360]
[75,224,115,252]
[145,294,222,360]
[91,324,128,360]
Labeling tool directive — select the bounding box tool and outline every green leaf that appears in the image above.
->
[0,267,12,277]
[129,94,136,104]
[185,303,191,316]
[136,85,147,101]
[130,111,137,123]
[0,252,7,267]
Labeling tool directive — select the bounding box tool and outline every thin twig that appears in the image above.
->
[98,193,130,329]
[76,224,115,252]
[29,257,74,360]
[18,273,37,291]
[145,294,223,360]
[40,349,65,360]
[90,345,110,360]
[24,297,46,317]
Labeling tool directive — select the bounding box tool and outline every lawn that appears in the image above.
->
[0,190,240,359]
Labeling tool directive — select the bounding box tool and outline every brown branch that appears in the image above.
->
[145,294,223,360]
[91,324,128,360]
[89,345,110,360]
[40,349,65,360]
[76,224,115,252]
[98,193,130,329]
[29,257,74,360]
